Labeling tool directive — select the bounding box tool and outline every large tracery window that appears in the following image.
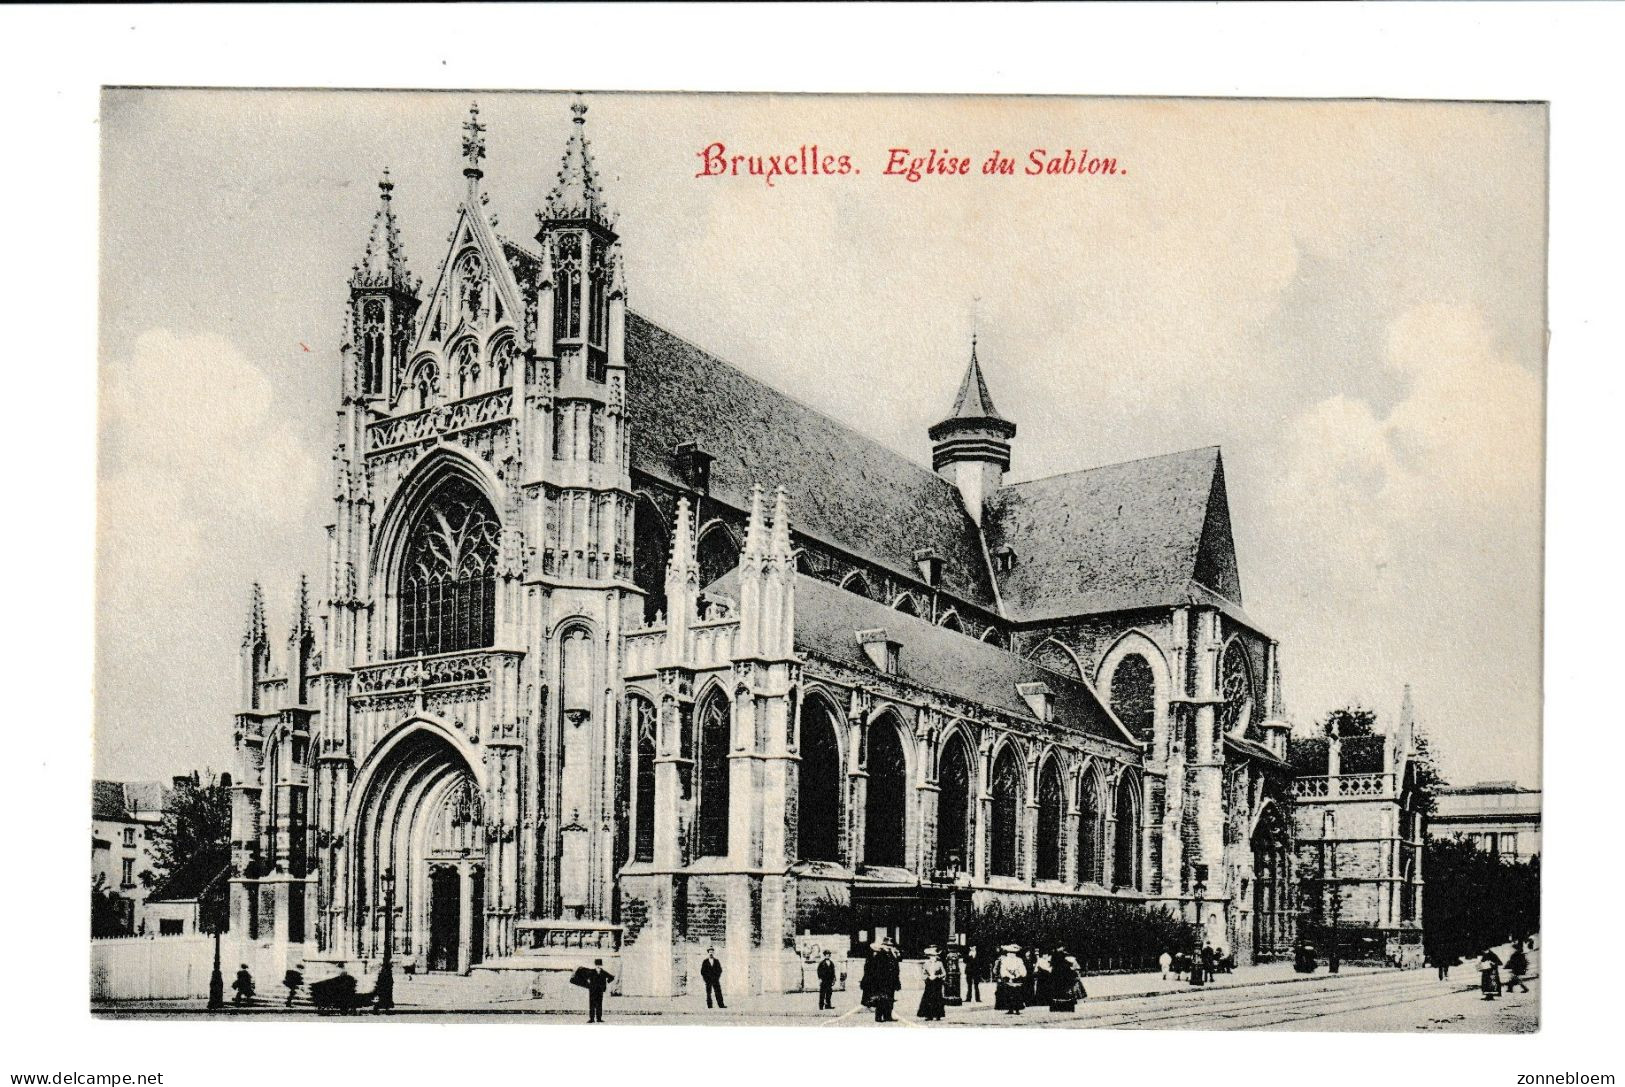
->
[1079,771,1104,885]
[936,735,973,872]
[863,716,908,868]
[554,233,582,342]
[1218,640,1256,737]
[989,746,1023,878]
[798,700,843,863]
[396,478,501,658]
[1035,757,1064,881]
[1108,654,1158,742]
[361,300,386,396]
[1113,777,1142,890]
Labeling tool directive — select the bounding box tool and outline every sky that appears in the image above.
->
[95,90,1545,790]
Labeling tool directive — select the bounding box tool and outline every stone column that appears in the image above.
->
[458,863,475,974]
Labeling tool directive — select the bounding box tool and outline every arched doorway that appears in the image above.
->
[351,726,488,973]
[936,733,974,873]
[1251,803,1291,960]
[864,715,908,868]
[798,699,843,862]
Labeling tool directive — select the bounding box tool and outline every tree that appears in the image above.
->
[1322,705,1376,738]
[91,873,130,938]
[1410,728,1446,816]
[148,770,233,933]
[1423,836,1540,964]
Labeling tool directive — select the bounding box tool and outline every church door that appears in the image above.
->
[428,866,460,972]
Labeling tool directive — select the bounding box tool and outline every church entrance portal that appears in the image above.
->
[351,726,490,973]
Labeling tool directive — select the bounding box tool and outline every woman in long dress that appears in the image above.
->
[994,945,1028,1014]
[917,947,947,1021]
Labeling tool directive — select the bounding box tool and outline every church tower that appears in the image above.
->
[929,336,1016,524]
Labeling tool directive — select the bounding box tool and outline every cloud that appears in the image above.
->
[97,329,327,777]
[1252,303,1543,782]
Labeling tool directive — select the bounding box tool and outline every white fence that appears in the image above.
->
[90,935,289,1002]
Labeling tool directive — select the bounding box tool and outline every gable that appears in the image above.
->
[411,206,525,357]
[985,447,1223,622]
[1193,454,1243,605]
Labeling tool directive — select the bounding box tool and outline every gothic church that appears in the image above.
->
[228,102,1299,997]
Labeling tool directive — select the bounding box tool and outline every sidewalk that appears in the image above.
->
[93,958,1394,1019]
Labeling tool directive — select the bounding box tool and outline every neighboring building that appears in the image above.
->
[226,101,1302,997]
[90,780,170,934]
[143,851,231,936]
[1288,689,1427,965]
[1431,782,1541,862]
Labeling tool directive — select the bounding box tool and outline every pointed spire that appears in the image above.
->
[244,583,267,648]
[947,335,1006,423]
[1399,684,1415,729]
[290,574,311,640]
[666,496,697,584]
[351,168,414,292]
[769,487,792,564]
[742,486,767,564]
[542,97,614,228]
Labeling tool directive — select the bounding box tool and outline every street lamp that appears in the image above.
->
[375,867,395,1012]
[207,926,225,1010]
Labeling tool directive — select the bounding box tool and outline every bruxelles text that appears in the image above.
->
[695,142,1124,187]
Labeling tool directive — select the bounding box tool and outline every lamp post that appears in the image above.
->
[207,926,225,1010]
[1191,868,1208,986]
[375,867,395,1012]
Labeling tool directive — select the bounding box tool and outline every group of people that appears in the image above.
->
[1158,944,1231,985]
[1473,942,1532,1000]
[987,944,1087,1015]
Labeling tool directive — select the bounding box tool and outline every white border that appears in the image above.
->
[3,3,1618,1084]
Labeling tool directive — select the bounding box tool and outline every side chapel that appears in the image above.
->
[227,101,1300,996]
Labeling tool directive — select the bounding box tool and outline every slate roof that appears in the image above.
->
[985,447,1244,623]
[93,780,171,822]
[92,781,129,822]
[627,313,997,609]
[932,341,1012,432]
[729,571,1136,747]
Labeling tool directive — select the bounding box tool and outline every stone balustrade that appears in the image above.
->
[1293,772,1394,799]
[514,919,623,954]
[366,388,513,453]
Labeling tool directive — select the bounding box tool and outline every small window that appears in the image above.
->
[122,828,136,847]
[159,918,184,936]
[121,858,135,887]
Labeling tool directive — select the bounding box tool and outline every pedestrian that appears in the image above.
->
[965,945,983,1002]
[1033,948,1054,1006]
[1048,947,1081,1013]
[282,966,303,1008]
[1201,943,1217,984]
[1159,950,1173,980]
[1477,949,1502,1000]
[860,941,900,1022]
[917,946,947,1021]
[994,944,1028,1015]
[1505,946,1531,993]
[1173,950,1189,980]
[231,963,256,1006]
[816,949,837,1009]
[583,959,613,1023]
[1021,946,1039,1007]
[699,947,726,1009]
[1215,946,1230,974]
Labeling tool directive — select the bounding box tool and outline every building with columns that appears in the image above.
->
[227,101,1303,997]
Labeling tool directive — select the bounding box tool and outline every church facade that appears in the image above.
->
[227,103,1300,997]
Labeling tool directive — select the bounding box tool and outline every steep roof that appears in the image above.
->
[544,102,613,227]
[92,780,169,822]
[92,781,129,822]
[627,313,996,609]
[773,572,1134,746]
[933,340,1010,429]
[984,446,1244,623]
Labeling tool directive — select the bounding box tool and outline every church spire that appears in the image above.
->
[244,582,267,649]
[542,98,614,229]
[929,333,1017,524]
[350,169,415,293]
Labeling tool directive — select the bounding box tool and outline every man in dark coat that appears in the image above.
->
[583,959,613,1023]
[699,947,726,1009]
[231,964,255,1005]
[816,950,837,1009]
[965,945,983,1002]
[860,943,901,1022]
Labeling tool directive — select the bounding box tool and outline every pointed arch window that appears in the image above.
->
[695,693,731,858]
[493,339,515,387]
[632,497,669,624]
[936,735,973,872]
[361,300,386,396]
[1079,771,1104,884]
[458,253,484,326]
[989,747,1022,878]
[841,573,873,600]
[631,696,657,863]
[1108,653,1158,742]
[1036,758,1064,881]
[455,341,480,399]
[554,233,582,342]
[1114,777,1142,890]
[1219,641,1255,737]
[396,477,500,658]
[864,716,908,868]
[798,700,842,862]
